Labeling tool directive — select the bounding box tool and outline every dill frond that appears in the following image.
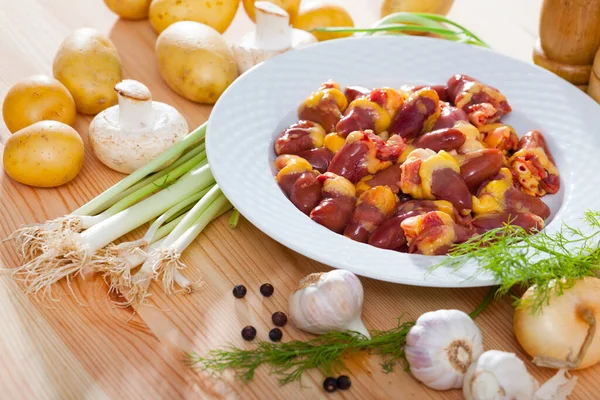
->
[434,210,600,313]
[187,321,414,385]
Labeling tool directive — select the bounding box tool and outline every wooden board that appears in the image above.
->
[0,0,598,399]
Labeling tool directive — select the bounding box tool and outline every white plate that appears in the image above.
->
[207,36,600,287]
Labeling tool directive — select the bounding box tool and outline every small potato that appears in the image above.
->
[103,0,151,20]
[381,0,454,17]
[155,21,238,104]
[2,75,76,133]
[149,0,239,34]
[3,121,85,188]
[293,1,354,41]
[242,0,300,23]
[53,28,122,115]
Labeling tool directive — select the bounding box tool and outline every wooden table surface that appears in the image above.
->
[0,0,598,399]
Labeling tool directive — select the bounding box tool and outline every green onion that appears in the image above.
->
[76,123,207,216]
[311,12,489,48]
[229,209,241,228]
[312,24,461,36]
[16,163,215,296]
[79,149,207,230]
[143,190,210,244]
[7,124,208,262]
[127,186,231,303]
[8,119,234,304]
[105,143,206,209]
[103,188,213,291]
[81,164,214,252]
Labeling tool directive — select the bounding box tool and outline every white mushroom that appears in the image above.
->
[89,79,189,174]
[232,1,317,74]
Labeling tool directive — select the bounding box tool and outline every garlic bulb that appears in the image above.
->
[405,309,483,390]
[535,369,577,400]
[288,269,370,338]
[464,350,578,400]
[463,350,538,400]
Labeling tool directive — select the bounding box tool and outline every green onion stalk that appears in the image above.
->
[311,12,489,48]
[127,185,231,305]
[8,124,208,262]
[102,187,211,292]
[7,123,231,302]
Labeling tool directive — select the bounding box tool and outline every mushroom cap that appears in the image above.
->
[89,101,188,174]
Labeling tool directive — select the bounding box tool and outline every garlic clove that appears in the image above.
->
[463,350,538,400]
[342,317,370,339]
[288,269,371,339]
[405,309,483,391]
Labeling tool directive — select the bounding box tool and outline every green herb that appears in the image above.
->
[434,210,600,313]
[311,12,489,48]
[469,286,497,319]
[187,288,496,384]
[187,321,414,385]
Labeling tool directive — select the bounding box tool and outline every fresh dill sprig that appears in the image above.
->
[186,289,496,384]
[434,210,600,313]
[187,321,414,385]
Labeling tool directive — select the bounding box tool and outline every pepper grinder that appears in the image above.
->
[588,48,600,102]
[534,0,600,92]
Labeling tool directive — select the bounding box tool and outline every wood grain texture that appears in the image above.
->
[0,0,598,399]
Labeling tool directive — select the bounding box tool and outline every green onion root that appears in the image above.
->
[127,188,230,305]
[102,186,214,291]
[14,164,215,296]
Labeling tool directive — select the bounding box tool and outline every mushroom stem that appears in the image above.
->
[533,309,596,369]
[255,1,292,51]
[115,79,155,132]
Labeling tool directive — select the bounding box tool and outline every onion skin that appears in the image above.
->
[514,277,600,370]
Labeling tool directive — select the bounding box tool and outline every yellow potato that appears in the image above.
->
[149,0,239,34]
[242,0,301,23]
[53,28,122,115]
[155,21,238,104]
[293,1,354,41]
[2,75,76,133]
[103,0,151,20]
[381,0,454,17]
[3,121,85,188]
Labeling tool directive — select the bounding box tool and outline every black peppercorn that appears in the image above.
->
[271,311,288,327]
[232,284,247,299]
[269,328,283,342]
[323,377,337,393]
[336,375,351,390]
[241,326,256,341]
[260,283,274,297]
